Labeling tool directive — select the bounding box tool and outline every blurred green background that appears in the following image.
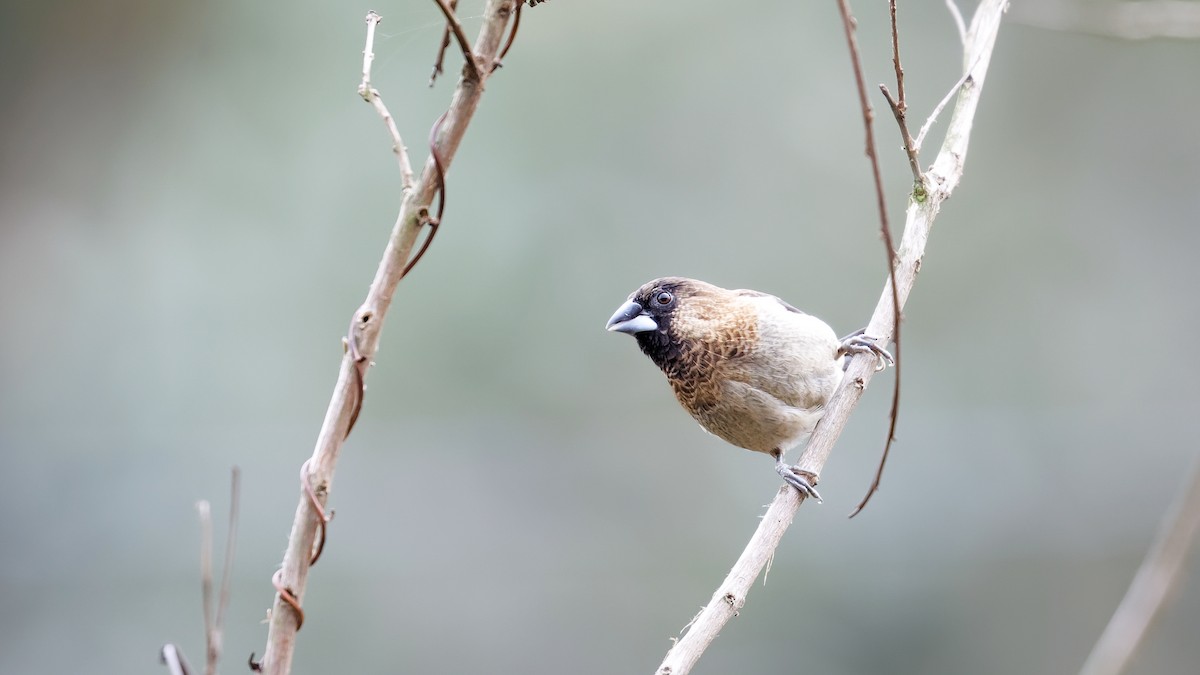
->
[3,1,1199,673]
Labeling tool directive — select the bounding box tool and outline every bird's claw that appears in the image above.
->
[776,461,822,502]
[838,331,894,372]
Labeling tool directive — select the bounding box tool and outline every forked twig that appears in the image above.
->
[880,0,923,188]
[360,11,415,191]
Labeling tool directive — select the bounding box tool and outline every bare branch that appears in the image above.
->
[1079,456,1200,675]
[433,0,482,81]
[913,59,978,153]
[253,3,520,673]
[831,0,902,518]
[359,12,415,193]
[192,469,242,675]
[654,2,1007,672]
[429,0,459,86]
[881,0,923,187]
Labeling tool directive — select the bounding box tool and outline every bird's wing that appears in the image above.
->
[733,289,806,316]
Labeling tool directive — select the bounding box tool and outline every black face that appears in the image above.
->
[631,281,685,371]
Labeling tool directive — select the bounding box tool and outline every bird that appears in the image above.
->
[605,277,891,500]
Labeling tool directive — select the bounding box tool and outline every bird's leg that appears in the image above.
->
[773,450,822,502]
[838,329,895,372]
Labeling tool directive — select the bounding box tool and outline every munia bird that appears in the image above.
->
[606,277,891,500]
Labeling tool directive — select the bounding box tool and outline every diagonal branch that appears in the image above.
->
[653,2,1006,672]
[433,0,482,82]
[251,3,519,674]
[914,59,979,152]
[430,0,460,86]
[1079,455,1200,675]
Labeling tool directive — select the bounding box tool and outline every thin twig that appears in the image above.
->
[210,468,240,675]
[178,469,241,675]
[429,0,459,86]
[196,500,213,670]
[432,0,481,82]
[1079,456,1200,675]
[881,0,923,187]
[253,3,519,674]
[654,2,1007,671]
[946,0,968,44]
[195,469,242,675]
[360,11,415,192]
[881,85,921,182]
[832,0,903,519]
[913,57,979,152]
[160,644,193,675]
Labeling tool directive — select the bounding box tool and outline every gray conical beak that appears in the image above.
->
[606,300,658,334]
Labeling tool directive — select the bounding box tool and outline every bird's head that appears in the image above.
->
[606,276,710,335]
[606,277,722,368]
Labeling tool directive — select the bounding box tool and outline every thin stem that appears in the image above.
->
[833,0,903,518]
[360,12,415,192]
[212,467,240,675]
[882,0,923,186]
[433,0,481,81]
[197,500,214,674]
[1079,456,1200,675]
[429,0,459,86]
[913,56,979,152]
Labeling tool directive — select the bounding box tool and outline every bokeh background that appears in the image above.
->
[3,1,1199,673]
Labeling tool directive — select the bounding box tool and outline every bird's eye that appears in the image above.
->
[655,291,674,306]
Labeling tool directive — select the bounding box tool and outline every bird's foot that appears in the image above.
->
[775,459,822,502]
[838,330,895,372]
